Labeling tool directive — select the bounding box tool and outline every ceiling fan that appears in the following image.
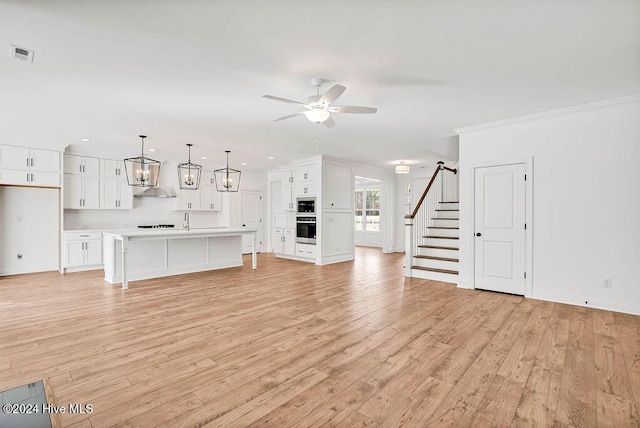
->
[263,78,377,128]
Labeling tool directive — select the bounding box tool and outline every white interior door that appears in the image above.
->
[241,190,263,254]
[474,163,526,295]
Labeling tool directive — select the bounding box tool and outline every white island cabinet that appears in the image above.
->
[103,228,258,289]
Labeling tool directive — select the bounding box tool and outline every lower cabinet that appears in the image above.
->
[273,228,295,256]
[296,243,317,259]
[63,231,103,272]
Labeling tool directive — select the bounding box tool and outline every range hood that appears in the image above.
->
[134,187,176,198]
[133,160,177,198]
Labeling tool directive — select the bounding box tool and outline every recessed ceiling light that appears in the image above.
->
[268,156,274,160]
[80,138,91,142]
[148,148,156,152]
[241,162,247,166]
[201,156,207,160]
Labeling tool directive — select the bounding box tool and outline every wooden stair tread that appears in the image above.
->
[423,235,459,240]
[414,255,459,262]
[427,226,459,229]
[431,218,459,220]
[418,245,459,250]
[412,266,459,275]
[440,201,460,203]
[435,209,459,212]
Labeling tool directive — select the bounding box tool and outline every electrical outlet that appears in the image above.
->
[603,278,612,288]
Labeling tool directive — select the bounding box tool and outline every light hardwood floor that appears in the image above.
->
[1,247,640,427]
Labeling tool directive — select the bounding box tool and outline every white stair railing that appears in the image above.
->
[404,161,457,277]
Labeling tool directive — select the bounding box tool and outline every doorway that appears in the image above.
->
[354,176,382,248]
[474,163,527,295]
[240,189,263,254]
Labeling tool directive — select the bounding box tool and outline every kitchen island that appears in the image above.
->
[103,228,257,289]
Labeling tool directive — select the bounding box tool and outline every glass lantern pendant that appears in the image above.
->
[178,143,202,190]
[124,135,161,187]
[214,150,241,192]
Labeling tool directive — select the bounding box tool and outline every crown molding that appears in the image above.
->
[454,93,640,135]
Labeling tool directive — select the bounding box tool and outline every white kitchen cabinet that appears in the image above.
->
[0,145,29,169]
[200,185,223,211]
[63,231,103,271]
[64,175,100,209]
[0,145,60,172]
[281,168,295,185]
[281,184,295,211]
[296,181,318,197]
[199,170,222,211]
[296,164,319,182]
[100,178,133,209]
[0,169,60,187]
[31,149,61,172]
[0,145,61,187]
[101,158,126,178]
[323,163,353,209]
[296,243,317,259]
[64,154,100,176]
[178,188,201,211]
[273,228,295,255]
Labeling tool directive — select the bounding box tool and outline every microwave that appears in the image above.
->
[297,198,315,214]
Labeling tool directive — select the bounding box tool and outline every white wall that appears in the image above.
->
[457,95,640,315]
[0,187,59,275]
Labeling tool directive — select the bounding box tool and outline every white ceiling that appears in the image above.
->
[1,0,639,173]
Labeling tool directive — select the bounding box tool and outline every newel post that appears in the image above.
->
[404,214,413,277]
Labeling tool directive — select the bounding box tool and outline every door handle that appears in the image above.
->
[476,233,482,237]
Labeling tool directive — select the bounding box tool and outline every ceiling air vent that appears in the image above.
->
[10,45,34,62]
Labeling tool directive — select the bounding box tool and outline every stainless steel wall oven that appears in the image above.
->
[296,216,316,244]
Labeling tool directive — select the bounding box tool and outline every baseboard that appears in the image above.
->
[532,290,640,316]
[456,281,474,290]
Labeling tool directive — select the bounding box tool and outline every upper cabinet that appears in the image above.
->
[296,164,319,182]
[281,168,295,185]
[0,144,61,187]
[64,175,100,209]
[100,178,133,210]
[64,154,100,176]
[101,158,126,178]
[0,145,29,169]
[200,170,222,212]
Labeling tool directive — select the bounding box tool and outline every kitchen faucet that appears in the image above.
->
[183,212,190,231]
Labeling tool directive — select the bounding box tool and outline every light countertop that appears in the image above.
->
[102,227,256,238]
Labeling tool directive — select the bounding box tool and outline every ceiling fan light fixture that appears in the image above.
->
[304,107,331,123]
[395,162,411,174]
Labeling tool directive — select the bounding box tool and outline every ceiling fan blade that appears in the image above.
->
[274,112,305,122]
[319,84,346,104]
[329,106,377,114]
[263,95,309,109]
[322,116,336,128]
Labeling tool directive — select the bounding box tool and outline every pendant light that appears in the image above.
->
[214,150,241,192]
[177,143,202,190]
[124,135,161,187]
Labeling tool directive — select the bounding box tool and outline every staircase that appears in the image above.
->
[404,161,459,283]
[411,201,459,282]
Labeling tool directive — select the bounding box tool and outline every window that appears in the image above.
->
[355,188,380,232]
